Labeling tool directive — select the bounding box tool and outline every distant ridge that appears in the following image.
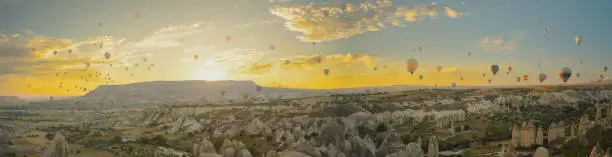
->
[0,96,27,106]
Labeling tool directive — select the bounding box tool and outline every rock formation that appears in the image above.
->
[43,133,70,157]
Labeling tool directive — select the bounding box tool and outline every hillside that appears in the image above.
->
[0,96,27,106]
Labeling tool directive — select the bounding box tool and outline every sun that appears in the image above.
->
[197,67,227,81]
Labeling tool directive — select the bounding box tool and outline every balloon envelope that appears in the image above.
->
[538,73,547,83]
[491,65,500,75]
[437,65,442,72]
[406,58,418,75]
[557,67,572,83]
[323,68,330,76]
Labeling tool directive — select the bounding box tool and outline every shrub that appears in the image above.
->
[375,123,388,133]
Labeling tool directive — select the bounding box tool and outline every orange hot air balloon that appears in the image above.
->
[98,23,102,27]
[523,75,528,81]
[226,36,231,41]
[143,58,147,62]
[516,77,521,83]
[194,55,199,60]
[135,13,140,19]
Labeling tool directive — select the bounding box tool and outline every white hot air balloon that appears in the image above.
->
[575,36,582,46]
[406,58,418,75]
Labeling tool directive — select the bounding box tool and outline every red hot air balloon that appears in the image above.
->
[226,36,231,42]
[523,75,528,81]
[605,66,608,73]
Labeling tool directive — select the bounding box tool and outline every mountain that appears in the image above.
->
[64,80,597,107]
[70,80,453,106]
[0,96,27,106]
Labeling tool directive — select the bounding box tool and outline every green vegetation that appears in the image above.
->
[111,136,122,144]
[138,135,169,147]
[461,149,473,157]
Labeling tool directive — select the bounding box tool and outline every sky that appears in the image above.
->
[1,0,611,96]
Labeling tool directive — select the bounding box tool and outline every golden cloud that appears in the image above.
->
[0,32,109,95]
[270,0,464,42]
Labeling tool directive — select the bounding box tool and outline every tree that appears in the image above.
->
[375,123,388,133]
[111,136,122,143]
[461,149,473,157]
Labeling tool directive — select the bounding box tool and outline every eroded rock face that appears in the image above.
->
[533,147,550,157]
[43,133,70,157]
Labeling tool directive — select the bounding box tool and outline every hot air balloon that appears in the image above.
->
[383,65,387,68]
[135,13,140,19]
[516,77,521,83]
[53,50,58,55]
[491,65,499,75]
[85,62,91,68]
[373,67,378,71]
[598,75,604,82]
[270,45,275,51]
[312,42,316,46]
[98,23,102,27]
[143,58,147,62]
[437,65,442,73]
[419,75,423,80]
[104,52,111,60]
[194,55,199,60]
[508,66,512,73]
[575,36,582,46]
[406,58,418,75]
[487,79,492,84]
[323,68,330,76]
[49,96,54,100]
[538,73,547,83]
[460,77,464,81]
[226,36,231,42]
[558,67,572,84]
[467,52,471,56]
[68,49,72,54]
[221,91,226,96]
[579,60,583,65]
[544,29,548,35]
[323,10,330,17]
[31,48,35,52]
[482,73,486,77]
[604,66,608,73]
[451,82,456,88]
[523,74,528,81]
[576,73,581,78]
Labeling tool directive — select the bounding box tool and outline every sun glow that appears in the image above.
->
[196,67,227,81]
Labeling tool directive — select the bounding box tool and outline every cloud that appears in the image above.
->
[278,53,374,69]
[270,0,464,42]
[478,35,517,52]
[237,62,273,74]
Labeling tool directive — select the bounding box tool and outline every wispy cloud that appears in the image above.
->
[478,35,517,53]
[270,0,464,42]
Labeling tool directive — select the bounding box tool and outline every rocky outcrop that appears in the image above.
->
[533,147,550,157]
[43,133,70,157]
